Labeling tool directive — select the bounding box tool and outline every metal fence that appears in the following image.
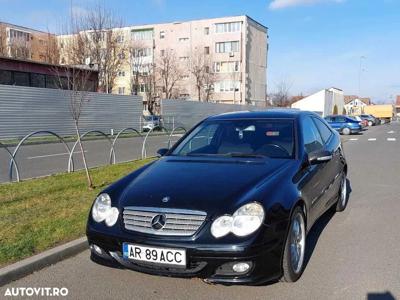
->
[161,99,267,130]
[0,84,143,139]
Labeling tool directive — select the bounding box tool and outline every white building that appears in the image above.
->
[291,87,344,117]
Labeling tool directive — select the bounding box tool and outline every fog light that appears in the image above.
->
[232,262,250,273]
[92,244,103,255]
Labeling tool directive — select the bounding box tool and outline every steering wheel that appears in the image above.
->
[257,143,290,157]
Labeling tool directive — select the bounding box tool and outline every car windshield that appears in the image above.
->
[171,119,295,159]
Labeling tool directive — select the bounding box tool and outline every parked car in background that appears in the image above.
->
[142,115,162,132]
[87,110,348,284]
[359,114,379,126]
[353,116,368,129]
[324,115,362,135]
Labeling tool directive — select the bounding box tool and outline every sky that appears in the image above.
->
[0,0,399,102]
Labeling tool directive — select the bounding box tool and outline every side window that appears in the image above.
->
[337,116,346,122]
[313,117,332,143]
[302,117,324,154]
[178,124,218,154]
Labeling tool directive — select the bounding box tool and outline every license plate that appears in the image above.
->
[123,243,186,267]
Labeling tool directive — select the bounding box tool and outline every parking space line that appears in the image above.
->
[368,138,377,141]
[388,131,395,134]
[387,138,396,141]
[349,138,358,141]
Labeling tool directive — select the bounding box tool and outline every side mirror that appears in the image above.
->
[308,150,332,165]
[157,148,169,157]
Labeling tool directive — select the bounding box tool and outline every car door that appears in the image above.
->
[312,117,342,210]
[299,116,331,224]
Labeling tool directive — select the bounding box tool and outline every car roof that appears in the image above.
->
[206,109,316,121]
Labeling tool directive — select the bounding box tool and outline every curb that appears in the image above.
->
[0,237,88,286]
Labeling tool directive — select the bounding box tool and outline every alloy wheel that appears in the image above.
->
[290,212,306,274]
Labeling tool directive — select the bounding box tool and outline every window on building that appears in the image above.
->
[214,80,240,92]
[204,27,210,35]
[13,72,30,86]
[131,29,154,41]
[215,22,241,33]
[0,70,12,85]
[161,49,165,56]
[116,35,124,43]
[132,48,152,57]
[118,87,125,95]
[205,66,210,73]
[118,52,125,59]
[215,41,239,53]
[179,56,189,62]
[118,71,125,77]
[31,73,46,88]
[214,61,240,73]
[160,31,165,39]
[180,75,189,80]
[204,46,210,55]
[179,37,189,42]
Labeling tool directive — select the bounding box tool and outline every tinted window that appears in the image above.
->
[0,70,12,85]
[302,117,324,154]
[313,117,332,143]
[13,72,30,86]
[172,119,294,159]
[31,73,45,88]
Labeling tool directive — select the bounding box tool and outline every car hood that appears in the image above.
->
[119,156,294,215]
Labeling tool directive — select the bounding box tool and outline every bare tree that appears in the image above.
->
[9,38,30,60]
[61,3,126,93]
[0,27,7,57]
[269,80,292,107]
[156,49,181,99]
[189,50,215,101]
[142,63,158,115]
[44,30,60,65]
[53,66,95,188]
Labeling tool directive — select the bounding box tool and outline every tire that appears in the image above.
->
[368,121,373,127]
[282,206,306,282]
[336,173,348,212]
[342,127,351,135]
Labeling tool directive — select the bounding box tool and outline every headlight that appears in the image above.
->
[211,215,233,238]
[231,202,264,236]
[91,193,119,227]
[211,202,264,238]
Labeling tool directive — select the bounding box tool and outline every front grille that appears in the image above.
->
[123,206,207,236]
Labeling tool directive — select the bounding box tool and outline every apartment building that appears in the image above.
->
[116,16,267,108]
[0,22,58,64]
[57,15,268,110]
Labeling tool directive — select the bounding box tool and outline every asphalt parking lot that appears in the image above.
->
[2,122,400,299]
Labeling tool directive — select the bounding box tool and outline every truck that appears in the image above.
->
[363,105,394,124]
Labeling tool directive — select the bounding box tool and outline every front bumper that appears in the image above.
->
[87,228,284,285]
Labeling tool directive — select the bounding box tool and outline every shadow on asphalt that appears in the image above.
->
[303,178,352,269]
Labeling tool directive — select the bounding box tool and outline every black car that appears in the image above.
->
[87,110,348,284]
